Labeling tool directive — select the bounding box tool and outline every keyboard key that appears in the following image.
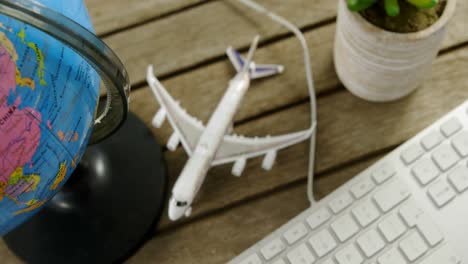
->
[261,238,286,260]
[239,254,262,264]
[335,244,363,264]
[374,179,411,212]
[308,229,337,257]
[400,232,429,261]
[321,260,335,264]
[417,218,443,247]
[419,244,461,264]
[377,248,407,264]
[284,223,308,245]
[452,131,468,157]
[329,192,353,214]
[372,163,396,184]
[356,229,385,257]
[350,178,375,199]
[428,180,456,208]
[306,208,331,230]
[287,244,316,264]
[331,214,359,242]
[441,118,462,137]
[399,200,425,227]
[272,259,287,264]
[352,200,380,227]
[421,130,444,150]
[432,144,460,171]
[448,166,468,193]
[401,144,425,165]
[378,214,407,242]
[412,158,440,185]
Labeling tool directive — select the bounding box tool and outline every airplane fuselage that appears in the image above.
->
[169,72,251,220]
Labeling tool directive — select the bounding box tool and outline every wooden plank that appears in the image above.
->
[85,0,204,36]
[131,23,337,143]
[102,0,468,86]
[155,46,468,229]
[127,155,381,264]
[0,241,21,264]
[129,0,468,143]
[102,0,338,85]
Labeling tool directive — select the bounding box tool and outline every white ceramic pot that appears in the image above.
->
[334,0,457,102]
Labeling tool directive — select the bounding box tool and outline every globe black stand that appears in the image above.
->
[4,113,167,264]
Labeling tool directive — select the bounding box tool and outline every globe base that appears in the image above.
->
[3,112,167,264]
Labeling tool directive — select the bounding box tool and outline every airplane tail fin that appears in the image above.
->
[226,38,284,80]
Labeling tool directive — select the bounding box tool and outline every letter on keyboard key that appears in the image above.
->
[399,232,429,261]
[239,254,262,264]
[306,208,331,230]
[448,166,468,193]
[378,214,407,242]
[287,244,316,264]
[399,200,425,227]
[356,229,385,257]
[329,192,353,214]
[374,179,411,212]
[352,200,380,227]
[331,214,360,242]
[401,144,425,165]
[428,180,456,207]
[412,158,440,185]
[377,248,407,264]
[441,118,462,137]
[261,238,286,260]
[417,218,443,247]
[372,163,396,184]
[452,131,468,157]
[308,229,337,257]
[420,244,461,264]
[284,223,309,245]
[432,144,460,171]
[335,244,363,264]
[350,178,375,199]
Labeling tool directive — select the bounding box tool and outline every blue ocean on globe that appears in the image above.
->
[0,0,100,235]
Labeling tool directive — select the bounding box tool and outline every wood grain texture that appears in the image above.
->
[102,0,338,86]
[102,0,468,87]
[154,46,468,230]
[127,155,382,264]
[85,0,204,36]
[128,0,468,143]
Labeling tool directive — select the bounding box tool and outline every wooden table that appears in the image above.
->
[1,0,468,263]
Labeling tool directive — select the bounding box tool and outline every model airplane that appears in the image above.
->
[147,36,313,221]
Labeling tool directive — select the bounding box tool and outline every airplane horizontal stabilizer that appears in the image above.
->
[226,47,284,80]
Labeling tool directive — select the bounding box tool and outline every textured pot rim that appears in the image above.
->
[345,0,457,40]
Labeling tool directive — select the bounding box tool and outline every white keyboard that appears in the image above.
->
[230,100,468,264]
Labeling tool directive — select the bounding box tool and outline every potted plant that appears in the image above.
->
[334,0,457,102]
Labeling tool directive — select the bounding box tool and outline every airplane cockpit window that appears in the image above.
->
[176,201,188,207]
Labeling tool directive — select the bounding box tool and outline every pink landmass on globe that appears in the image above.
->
[0,46,42,182]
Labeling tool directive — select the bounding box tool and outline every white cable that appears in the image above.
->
[236,0,318,205]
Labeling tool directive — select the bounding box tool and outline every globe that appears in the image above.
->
[0,0,100,235]
[0,1,166,262]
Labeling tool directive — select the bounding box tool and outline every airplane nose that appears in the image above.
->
[168,198,188,221]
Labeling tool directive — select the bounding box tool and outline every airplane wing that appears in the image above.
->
[213,128,313,176]
[226,47,284,80]
[147,65,313,176]
[147,66,204,155]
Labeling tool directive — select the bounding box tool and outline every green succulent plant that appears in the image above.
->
[347,0,438,16]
